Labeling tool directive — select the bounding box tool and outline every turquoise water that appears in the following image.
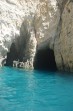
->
[0,67,73,111]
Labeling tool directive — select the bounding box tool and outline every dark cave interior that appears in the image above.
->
[5,43,19,66]
[5,42,57,71]
[34,48,57,71]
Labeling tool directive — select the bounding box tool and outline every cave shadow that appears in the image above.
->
[5,43,19,66]
[34,48,57,71]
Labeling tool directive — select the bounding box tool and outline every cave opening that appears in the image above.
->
[34,48,57,71]
[5,43,19,66]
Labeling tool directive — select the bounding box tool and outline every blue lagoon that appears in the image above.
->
[0,67,73,111]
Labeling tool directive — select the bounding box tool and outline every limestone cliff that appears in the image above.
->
[0,0,73,72]
[54,0,73,72]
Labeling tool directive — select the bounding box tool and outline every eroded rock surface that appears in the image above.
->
[0,0,73,72]
[54,0,73,72]
[0,0,38,67]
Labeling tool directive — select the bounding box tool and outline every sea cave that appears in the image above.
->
[34,47,57,71]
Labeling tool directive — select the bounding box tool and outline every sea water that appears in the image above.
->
[0,67,73,111]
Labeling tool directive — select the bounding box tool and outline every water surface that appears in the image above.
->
[0,67,73,111]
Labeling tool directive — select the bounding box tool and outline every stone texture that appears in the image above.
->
[54,0,73,72]
[0,0,73,72]
[0,0,38,66]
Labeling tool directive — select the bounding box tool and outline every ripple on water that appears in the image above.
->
[0,67,73,111]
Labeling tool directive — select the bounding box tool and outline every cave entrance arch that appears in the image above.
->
[34,48,57,71]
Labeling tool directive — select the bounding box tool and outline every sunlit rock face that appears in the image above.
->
[1,0,73,72]
[33,0,60,49]
[0,0,38,66]
[54,0,73,72]
[0,0,60,68]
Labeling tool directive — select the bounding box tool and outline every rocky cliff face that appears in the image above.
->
[0,0,38,68]
[0,0,73,72]
[54,0,73,72]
